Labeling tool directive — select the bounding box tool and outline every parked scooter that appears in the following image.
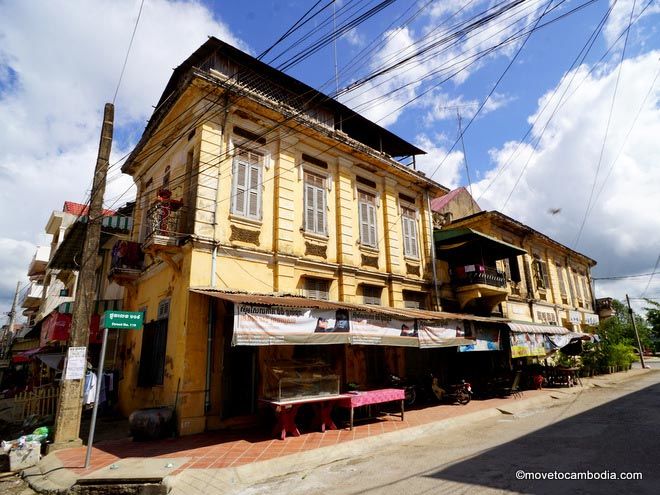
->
[387,373,418,406]
[430,375,472,405]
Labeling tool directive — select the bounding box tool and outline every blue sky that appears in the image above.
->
[0,0,659,315]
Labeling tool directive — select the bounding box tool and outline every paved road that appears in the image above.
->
[239,370,660,495]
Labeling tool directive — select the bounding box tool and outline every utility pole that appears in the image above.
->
[50,104,114,452]
[626,294,647,369]
[1,281,21,359]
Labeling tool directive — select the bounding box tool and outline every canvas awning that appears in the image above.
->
[506,321,570,335]
[191,288,508,348]
[434,228,526,262]
[48,215,132,270]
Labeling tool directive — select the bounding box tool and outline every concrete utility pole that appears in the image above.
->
[50,104,114,452]
[626,294,647,370]
[1,281,21,358]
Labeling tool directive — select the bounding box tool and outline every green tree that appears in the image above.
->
[598,299,652,349]
[644,299,660,350]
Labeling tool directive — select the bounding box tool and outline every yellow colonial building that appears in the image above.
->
[111,38,458,434]
[432,188,599,332]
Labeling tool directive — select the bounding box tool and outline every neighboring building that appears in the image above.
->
[432,195,599,333]
[44,202,133,368]
[6,202,132,392]
[110,38,478,435]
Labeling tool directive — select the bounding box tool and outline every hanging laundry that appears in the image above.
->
[83,371,97,405]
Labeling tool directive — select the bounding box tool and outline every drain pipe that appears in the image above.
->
[425,190,441,310]
[205,92,230,413]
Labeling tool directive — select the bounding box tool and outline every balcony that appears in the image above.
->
[450,265,509,311]
[143,194,183,252]
[109,240,144,284]
[21,283,44,309]
[27,246,51,278]
[451,266,507,288]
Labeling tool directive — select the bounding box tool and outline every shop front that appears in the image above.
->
[193,289,507,433]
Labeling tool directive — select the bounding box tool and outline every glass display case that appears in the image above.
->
[263,358,340,401]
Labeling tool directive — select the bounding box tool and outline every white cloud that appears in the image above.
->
[472,50,660,303]
[422,91,513,124]
[0,0,245,312]
[339,0,542,127]
[603,0,660,47]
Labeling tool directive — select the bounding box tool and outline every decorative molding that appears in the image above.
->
[406,263,420,276]
[305,241,327,259]
[361,254,379,268]
[229,225,260,245]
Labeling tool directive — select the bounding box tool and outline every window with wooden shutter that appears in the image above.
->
[303,278,330,300]
[401,207,419,258]
[304,172,326,234]
[231,148,262,220]
[556,263,567,296]
[358,191,377,248]
[362,285,382,305]
[533,254,549,290]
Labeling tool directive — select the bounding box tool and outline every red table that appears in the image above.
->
[260,395,348,440]
[336,388,405,430]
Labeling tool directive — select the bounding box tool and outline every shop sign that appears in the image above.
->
[459,327,501,352]
[569,311,581,324]
[233,304,471,348]
[102,310,144,330]
[585,313,600,326]
[510,332,548,358]
[234,304,415,346]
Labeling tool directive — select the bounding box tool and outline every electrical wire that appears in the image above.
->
[573,0,637,248]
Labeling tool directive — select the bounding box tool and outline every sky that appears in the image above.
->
[0,0,658,318]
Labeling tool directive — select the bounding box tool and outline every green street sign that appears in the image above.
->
[102,310,144,330]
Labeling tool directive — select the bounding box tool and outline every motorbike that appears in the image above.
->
[430,375,472,405]
[387,373,418,406]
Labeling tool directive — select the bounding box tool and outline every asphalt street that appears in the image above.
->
[238,370,660,495]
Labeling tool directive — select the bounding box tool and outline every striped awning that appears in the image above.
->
[507,321,570,335]
[48,215,132,270]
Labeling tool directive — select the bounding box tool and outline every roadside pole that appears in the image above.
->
[85,327,107,468]
[50,103,114,452]
[85,311,143,467]
[1,281,21,357]
[626,294,647,369]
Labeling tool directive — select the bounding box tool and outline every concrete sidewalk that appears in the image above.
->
[22,368,651,494]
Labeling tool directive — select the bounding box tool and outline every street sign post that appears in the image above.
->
[85,311,144,467]
[101,310,144,330]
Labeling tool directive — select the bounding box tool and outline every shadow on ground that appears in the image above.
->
[425,380,660,494]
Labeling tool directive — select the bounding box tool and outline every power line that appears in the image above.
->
[113,0,146,104]
[498,0,655,212]
[640,254,660,298]
[573,0,637,248]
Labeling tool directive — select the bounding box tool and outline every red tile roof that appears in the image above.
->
[63,201,115,217]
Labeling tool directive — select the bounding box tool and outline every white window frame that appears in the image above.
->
[358,190,378,248]
[303,171,327,235]
[401,206,419,259]
[231,147,263,221]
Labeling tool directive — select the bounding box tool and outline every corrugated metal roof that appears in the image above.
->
[507,321,570,335]
[190,288,509,324]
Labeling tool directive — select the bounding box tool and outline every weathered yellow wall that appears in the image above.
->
[119,81,447,434]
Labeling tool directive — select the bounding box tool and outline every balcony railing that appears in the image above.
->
[109,240,144,282]
[145,198,183,243]
[451,265,507,289]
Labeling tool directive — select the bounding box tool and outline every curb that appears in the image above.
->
[24,368,655,494]
[22,451,77,495]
